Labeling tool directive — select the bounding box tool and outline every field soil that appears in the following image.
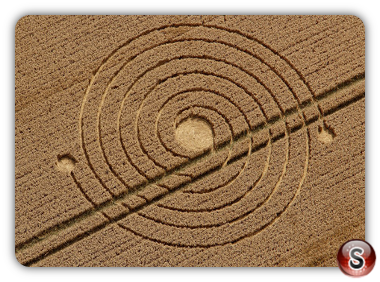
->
[15,15,365,267]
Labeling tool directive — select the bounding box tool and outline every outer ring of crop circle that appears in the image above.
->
[81,23,310,246]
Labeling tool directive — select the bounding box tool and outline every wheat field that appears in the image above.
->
[15,15,365,267]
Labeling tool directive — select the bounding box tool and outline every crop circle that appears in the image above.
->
[78,24,313,247]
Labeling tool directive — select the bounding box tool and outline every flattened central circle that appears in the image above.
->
[175,117,213,152]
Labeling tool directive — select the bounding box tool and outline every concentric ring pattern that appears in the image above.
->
[77,24,315,247]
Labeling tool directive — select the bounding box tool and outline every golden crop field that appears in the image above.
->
[15,15,365,267]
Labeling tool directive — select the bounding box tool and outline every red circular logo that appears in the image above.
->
[337,239,376,277]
